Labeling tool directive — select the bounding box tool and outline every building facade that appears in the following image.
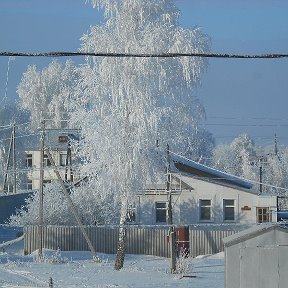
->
[23,129,80,190]
[133,155,278,225]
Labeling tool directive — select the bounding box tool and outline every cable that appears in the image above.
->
[208,116,288,121]
[0,125,13,131]
[0,121,33,132]
[0,132,40,143]
[204,123,288,127]
[1,51,288,59]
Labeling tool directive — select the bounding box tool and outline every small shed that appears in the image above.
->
[223,225,288,288]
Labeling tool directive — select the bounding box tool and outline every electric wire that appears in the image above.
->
[204,123,288,127]
[0,132,40,143]
[207,116,288,121]
[1,51,288,59]
[0,121,33,132]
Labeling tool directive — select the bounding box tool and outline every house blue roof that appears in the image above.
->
[170,153,253,190]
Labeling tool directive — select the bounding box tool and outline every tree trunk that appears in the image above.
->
[114,201,127,270]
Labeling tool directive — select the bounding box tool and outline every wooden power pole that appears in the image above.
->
[38,120,45,259]
[12,123,16,194]
[166,144,176,273]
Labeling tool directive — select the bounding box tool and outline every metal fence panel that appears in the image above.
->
[24,225,238,258]
[189,229,238,258]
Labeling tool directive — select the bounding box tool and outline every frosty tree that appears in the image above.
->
[70,0,211,270]
[17,60,77,130]
[212,134,288,201]
[212,134,256,179]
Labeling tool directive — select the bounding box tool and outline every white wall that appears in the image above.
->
[137,175,277,225]
[26,150,75,190]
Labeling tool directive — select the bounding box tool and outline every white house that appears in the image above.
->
[23,129,80,190]
[133,154,278,225]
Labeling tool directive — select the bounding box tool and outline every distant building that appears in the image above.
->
[23,129,81,190]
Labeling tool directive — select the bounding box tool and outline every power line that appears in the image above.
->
[0,132,40,143]
[1,51,288,59]
[204,123,288,127]
[207,116,288,121]
[0,124,13,130]
[0,121,32,132]
[214,136,288,140]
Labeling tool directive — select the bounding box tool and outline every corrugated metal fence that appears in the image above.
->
[24,225,240,257]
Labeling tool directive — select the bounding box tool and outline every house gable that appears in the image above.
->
[171,154,253,190]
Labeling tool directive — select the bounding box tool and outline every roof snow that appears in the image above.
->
[170,154,253,190]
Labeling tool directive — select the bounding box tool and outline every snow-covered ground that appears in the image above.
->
[0,227,224,288]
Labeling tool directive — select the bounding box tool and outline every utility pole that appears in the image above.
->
[65,143,73,182]
[38,120,45,259]
[166,144,176,273]
[167,144,173,226]
[12,123,16,194]
[3,125,14,193]
[259,165,263,194]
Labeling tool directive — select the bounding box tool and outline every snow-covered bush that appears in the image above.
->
[175,248,193,277]
[9,181,118,226]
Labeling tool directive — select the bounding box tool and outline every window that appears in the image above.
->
[156,202,167,223]
[43,180,51,187]
[60,153,67,166]
[43,155,51,167]
[26,154,32,167]
[59,135,68,143]
[223,199,235,221]
[26,180,33,190]
[257,207,271,223]
[126,208,136,223]
[199,199,211,221]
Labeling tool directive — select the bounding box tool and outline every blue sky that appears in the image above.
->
[0,0,288,146]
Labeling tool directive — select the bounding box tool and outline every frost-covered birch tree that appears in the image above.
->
[70,0,211,270]
[17,60,77,129]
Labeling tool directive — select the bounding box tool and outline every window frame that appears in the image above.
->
[59,153,67,167]
[199,199,212,222]
[155,202,167,223]
[26,153,33,168]
[26,180,33,190]
[43,154,51,167]
[126,207,136,223]
[257,207,271,223]
[223,199,236,222]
